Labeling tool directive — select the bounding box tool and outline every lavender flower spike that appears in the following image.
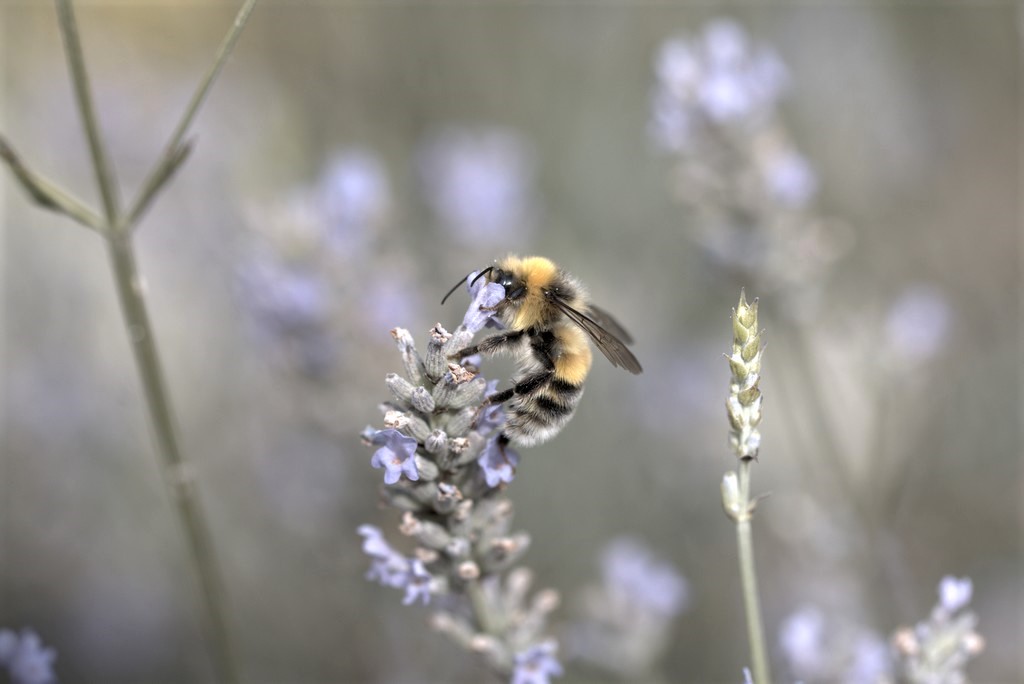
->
[360,270,558,680]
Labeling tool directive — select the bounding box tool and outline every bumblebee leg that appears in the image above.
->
[449,329,526,360]
[484,368,554,406]
[470,368,554,429]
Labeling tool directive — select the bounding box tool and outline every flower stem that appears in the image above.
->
[107,236,239,684]
[55,0,121,224]
[735,460,771,684]
[48,2,254,681]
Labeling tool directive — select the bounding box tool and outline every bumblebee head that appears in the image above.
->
[440,264,527,307]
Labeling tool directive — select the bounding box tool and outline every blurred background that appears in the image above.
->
[1,3,1020,683]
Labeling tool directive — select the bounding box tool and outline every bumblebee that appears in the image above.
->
[442,255,642,449]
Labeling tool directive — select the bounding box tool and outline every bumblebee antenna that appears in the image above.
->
[469,266,494,287]
[439,268,481,305]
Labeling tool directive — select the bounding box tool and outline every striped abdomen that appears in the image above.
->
[503,377,584,448]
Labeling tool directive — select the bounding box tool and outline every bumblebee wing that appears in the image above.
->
[584,303,635,345]
[553,299,643,374]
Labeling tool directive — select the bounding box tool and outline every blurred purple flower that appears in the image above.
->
[402,560,433,606]
[765,149,818,207]
[0,629,57,684]
[650,19,789,150]
[780,606,893,684]
[938,576,973,615]
[418,127,537,242]
[779,606,826,674]
[317,149,391,251]
[369,429,420,485]
[358,526,434,605]
[478,436,519,487]
[847,632,891,684]
[512,641,563,684]
[885,285,953,363]
[600,537,689,617]
[240,255,330,334]
[366,277,422,331]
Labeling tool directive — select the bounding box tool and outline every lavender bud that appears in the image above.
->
[479,533,531,573]
[424,430,449,455]
[431,364,478,409]
[425,324,452,380]
[457,560,482,580]
[446,407,477,438]
[391,327,426,386]
[413,455,440,481]
[445,375,487,411]
[434,482,464,515]
[386,373,416,406]
[445,536,471,559]
[381,488,427,512]
[400,413,432,443]
[383,410,410,430]
[411,386,436,414]
[445,327,476,359]
[505,567,534,610]
[415,547,441,566]
[401,512,453,550]
[414,481,442,504]
[451,432,487,468]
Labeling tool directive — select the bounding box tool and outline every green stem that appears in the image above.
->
[55,0,120,224]
[122,0,257,231]
[107,236,239,684]
[0,135,104,232]
[50,2,251,681]
[736,460,771,684]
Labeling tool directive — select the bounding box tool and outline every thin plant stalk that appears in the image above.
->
[722,290,772,684]
[735,461,770,684]
[32,1,258,681]
[106,235,238,684]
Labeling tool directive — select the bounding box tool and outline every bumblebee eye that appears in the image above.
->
[507,286,526,300]
[496,270,515,289]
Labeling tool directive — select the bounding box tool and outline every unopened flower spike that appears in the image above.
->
[727,289,764,462]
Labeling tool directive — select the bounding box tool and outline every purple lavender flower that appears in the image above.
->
[779,606,826,675]
[649,19,789,150]
[240,255,330,334]
[884,284,953,364]
[463,281,506,334]
[358,526,434,605]
[512,641,563,684]
[317,149,391,250]
[0,629,57,684]
[402,559,433,606]
[764,149,818,208]
[478,436,520,487]
[470,379,509,436]
[369,429,420,485]
[600,537,689,617]
[418,127,537,242]
[937,575,973,616]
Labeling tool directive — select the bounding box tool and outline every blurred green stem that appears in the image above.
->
[106,236,238,684]
[32,1,258,681]
[735,460,771,684]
